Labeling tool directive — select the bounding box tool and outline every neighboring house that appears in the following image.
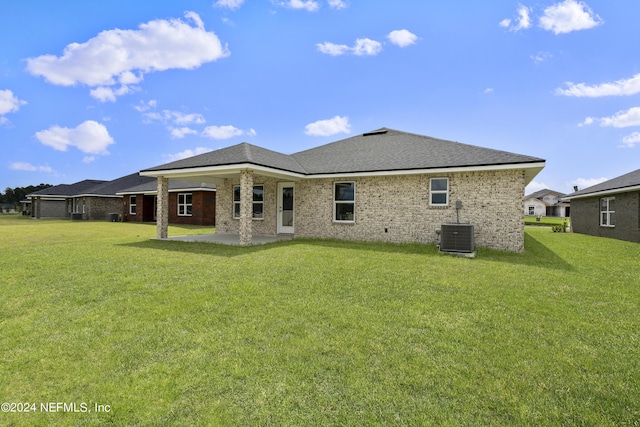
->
[564,167,640,243]
[524,189,569,217]
[28,179,107,219]
[1,203,17,214]
[117,179,216,226]
[71,173,155,220]
[140,128,545,252]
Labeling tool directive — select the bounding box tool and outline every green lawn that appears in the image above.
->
[1,216,638,426]
[524,215,569,226]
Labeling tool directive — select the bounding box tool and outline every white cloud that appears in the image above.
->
[556,73,640,97]
[214,0,245,10]
[620,132,640,148]
[531,51,553,64]
[598,107,640,128]
[0,89,27,124]
[164,147,213,162]
[26,12,229,102]
[316,42,351,56]
[10,162,54,173]
[273,0,320,12]
[572,177,609,190]
[35,120,115,155]
[387,30,418,48]
[169,127,199,139]
[500,5,532,32]
[82,156,96,163]
[305,115,350,136]
[317,38,382,56]
[133,99,157,113]
[353,38,383,56]
[484,88,494,94]
[142,109,206,125]
[201,125,256,139]
[539,0,602,34]
[328,0,347,9]
[525,180,547,195]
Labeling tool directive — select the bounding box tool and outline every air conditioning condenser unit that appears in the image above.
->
[440,224,474,253]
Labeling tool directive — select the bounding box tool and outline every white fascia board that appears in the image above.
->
[140,161,545,182]
[140,163,306,180]
[564,184,640,200]
[73,194,122,198]
[307,162,546,179]
[169,187,217,193]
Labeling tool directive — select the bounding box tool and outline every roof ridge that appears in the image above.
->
[241,142,254,163]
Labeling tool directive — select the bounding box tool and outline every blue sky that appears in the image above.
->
[1,0,638,194]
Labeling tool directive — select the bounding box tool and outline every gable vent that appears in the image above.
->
[440,224,474,253]
[362,129,388,136]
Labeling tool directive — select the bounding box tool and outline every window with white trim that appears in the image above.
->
[233,185,264,219]
[130,195,137,215]
[178,193,192,216]
[334,181,355,222]
[430,178,449,206]
[528,206,535,216]
[600,197,615,227]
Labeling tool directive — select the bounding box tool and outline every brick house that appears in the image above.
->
[28,179,107,219]
[140,128,545,252]
[564,168,640,243]
[27,174,216,225]
[117,179,216,226]
[71,173,155,220]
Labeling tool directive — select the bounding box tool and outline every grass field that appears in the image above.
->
[1,216,639,426]
[524,215,569,226]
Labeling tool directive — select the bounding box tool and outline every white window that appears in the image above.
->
[600,197,615,227]
[430,178,449,206]
[129,195,137,215]
[178,193,192,216]
[528,206,535,216]
[334,182,355,222]
[233,185,264,219]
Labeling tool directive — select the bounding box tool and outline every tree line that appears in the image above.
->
[1,184,52,206]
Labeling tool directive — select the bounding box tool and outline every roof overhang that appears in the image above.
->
[140,161,545,185]
[140,163,306,183]
[563,184,640,200]
[116,187,217,196]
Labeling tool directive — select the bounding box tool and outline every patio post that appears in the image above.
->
[156,176,169,239]
[239,169,253,245]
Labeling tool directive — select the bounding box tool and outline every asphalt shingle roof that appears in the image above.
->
[28,179,107,197]
[142,143,307,174]
[80,173,156,196]
[565,168,640,198]
[292,128,544,174]
[141,128,544,175]
[525,189,566,200]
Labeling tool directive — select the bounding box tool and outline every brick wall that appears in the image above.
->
[571,191,640,243]
[216,169,527,252]
[83,197,122,220]
[123,191,216,225]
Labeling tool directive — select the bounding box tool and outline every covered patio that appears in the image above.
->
[156,233,293,245]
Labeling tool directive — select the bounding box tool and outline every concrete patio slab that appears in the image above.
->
[157,233,294,245]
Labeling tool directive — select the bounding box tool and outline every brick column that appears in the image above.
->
[35,197,41,219]
[239,169,253,245]
[156,176,169,239]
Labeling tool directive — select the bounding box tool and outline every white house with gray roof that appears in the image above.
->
[141,128,545,252]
